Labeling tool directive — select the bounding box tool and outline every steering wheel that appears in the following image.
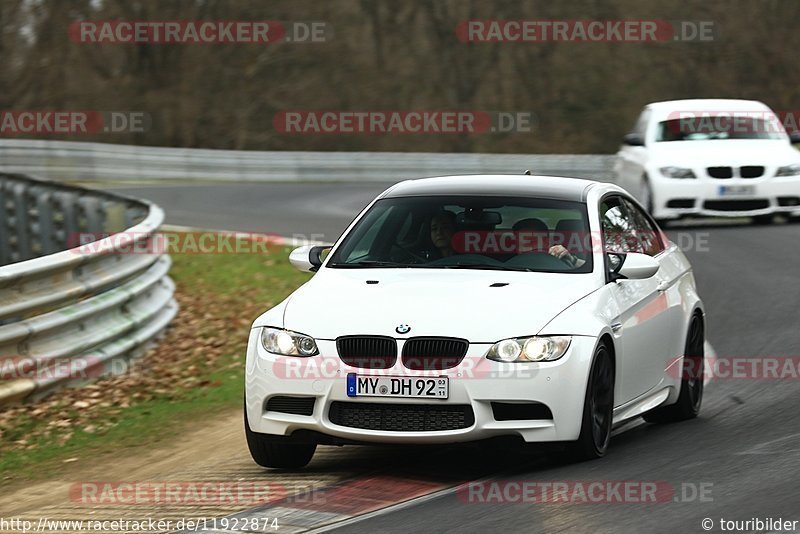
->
[389,243,428,264]
[541,243,575,265]
[554,249,580,267]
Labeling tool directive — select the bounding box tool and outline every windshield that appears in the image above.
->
[655,117,785,142]
[327,195,593,273]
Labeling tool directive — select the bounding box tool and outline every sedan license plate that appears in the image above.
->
[346,374,449,399]
[719,185,756,196]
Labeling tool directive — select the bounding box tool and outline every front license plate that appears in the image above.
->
[719,185,756,196]
[346,374,449,399]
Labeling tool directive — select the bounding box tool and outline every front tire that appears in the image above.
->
[641,178,655,215]
[244,404,317,468]
[752,214,775,225]
[644,314,704,423]
[567,342,615,461]
[641,179,668,227]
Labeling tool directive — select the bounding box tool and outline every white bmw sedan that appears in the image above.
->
[245,175,705,468]
[615,98,800,224]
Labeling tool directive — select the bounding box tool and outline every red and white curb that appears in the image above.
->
[183,475,455,533]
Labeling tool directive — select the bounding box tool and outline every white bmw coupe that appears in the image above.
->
[245,175,705,468]
[615,98,800,224]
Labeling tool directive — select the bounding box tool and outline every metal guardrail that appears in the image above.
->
[0,139,616,182]
[0,173,177,406]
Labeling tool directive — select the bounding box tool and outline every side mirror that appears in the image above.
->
[789,131,800,144]
[608,252,659,281]
[623,133,645,146]
[289,244,332,272]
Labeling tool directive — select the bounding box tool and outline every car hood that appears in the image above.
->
[648,139,800,166]
[277,268,600,342]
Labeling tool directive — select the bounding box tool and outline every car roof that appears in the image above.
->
[381,174,615,202]
[645,98,773,120]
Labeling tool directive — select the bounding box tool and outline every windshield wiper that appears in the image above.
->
[426,264,535,272]
[328,260,414,268]
[329,261,536,272]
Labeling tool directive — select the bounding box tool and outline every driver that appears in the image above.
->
[428,210,456,258]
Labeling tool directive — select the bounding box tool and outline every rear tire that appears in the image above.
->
[566,342,615,461]
[643,314,704,423]
[244,404,316,468]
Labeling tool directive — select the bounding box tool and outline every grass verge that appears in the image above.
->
[0,238,311,482]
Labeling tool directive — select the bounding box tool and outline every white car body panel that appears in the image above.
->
[245,175,704,444]
[274,270,599,341]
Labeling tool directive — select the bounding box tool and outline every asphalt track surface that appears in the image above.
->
[107,182,800,533]
[109,183,386,242]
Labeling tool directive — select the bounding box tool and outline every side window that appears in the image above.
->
[600,197,641,254]
[622,199,666,256]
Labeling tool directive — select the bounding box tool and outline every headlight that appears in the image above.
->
[486,336,571,363]
[659,166,696,179]
[261,327,319,356]
[776,164,800,177]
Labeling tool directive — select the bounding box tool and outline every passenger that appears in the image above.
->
[512,217,586,267]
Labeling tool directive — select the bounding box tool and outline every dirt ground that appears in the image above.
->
[0,408,361,533]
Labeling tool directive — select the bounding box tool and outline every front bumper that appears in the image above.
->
[650,176,800,219]
[244,330,598,444]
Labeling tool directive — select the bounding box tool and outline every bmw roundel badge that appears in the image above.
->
[395,324,411,334]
